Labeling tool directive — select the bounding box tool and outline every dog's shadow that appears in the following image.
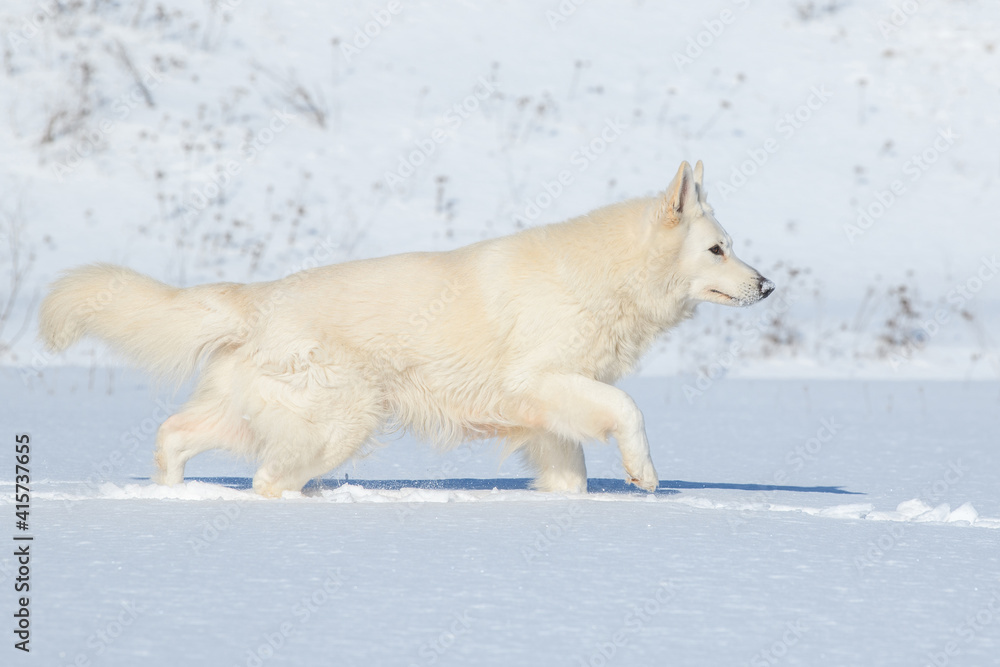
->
[175,476,862,497]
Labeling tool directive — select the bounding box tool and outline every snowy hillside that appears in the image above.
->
[1,0,998,378]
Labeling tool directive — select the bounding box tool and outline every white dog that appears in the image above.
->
[39,161,773,496]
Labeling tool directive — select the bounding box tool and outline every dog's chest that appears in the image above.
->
[586,312,661,382]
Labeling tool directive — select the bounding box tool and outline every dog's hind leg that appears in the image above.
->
[523,432,587,494]
[154,355,249,486]
[249,364,383,497]
[252,454,333,498]
[154,409,246,486]
[251,414,379,497]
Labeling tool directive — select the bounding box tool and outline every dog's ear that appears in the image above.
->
[693,160,707,203]
[656,161,696,226]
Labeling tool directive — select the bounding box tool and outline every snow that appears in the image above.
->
[3,369,1000,664]
[1,0,1000,665]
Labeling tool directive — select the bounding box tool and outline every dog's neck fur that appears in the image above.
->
[544,199,697,380]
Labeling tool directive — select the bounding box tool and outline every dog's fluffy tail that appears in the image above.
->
[38,263,246,381]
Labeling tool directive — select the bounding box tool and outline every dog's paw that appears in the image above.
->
[625,461,659,493]
[532,473,588,494]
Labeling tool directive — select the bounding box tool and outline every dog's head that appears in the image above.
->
[654,160,773,307]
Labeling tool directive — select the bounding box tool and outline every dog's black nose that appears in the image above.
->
[759,277,775,299]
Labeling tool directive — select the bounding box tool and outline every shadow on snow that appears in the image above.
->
[168,476,862,496]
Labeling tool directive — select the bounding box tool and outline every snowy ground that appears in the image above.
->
[2,1,1000,665]
[2,368,999,665]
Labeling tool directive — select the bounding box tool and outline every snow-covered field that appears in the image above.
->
[2,0,1000,665]
[2,0,999,375]
[3,369,1000,665]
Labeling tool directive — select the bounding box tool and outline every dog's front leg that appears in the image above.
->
[527,374,658,492]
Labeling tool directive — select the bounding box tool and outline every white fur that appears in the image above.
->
[38,161,773,496]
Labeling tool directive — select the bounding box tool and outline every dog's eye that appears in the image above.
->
[709,245,723,256]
